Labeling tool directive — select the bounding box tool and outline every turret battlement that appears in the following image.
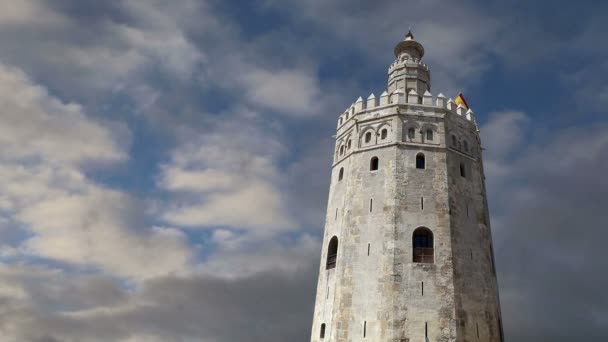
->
[337,90,476,129]
[388,59,430,74]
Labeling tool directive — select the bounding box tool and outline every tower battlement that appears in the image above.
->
[337,90,476,131]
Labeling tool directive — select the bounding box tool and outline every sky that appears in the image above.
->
[0,0,607,341]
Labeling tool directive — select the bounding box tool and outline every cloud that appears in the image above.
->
[0,244,319,342]
[480,114,608,341]
[158,117,296,233]
[0,63,128,165]
[0,63,193,279]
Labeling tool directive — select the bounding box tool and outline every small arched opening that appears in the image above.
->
[365,132,372,143]
[426,129,433,141]
[416,153,425,169]
[413,227,434,263]
[326,236,338,270]
[408,127,416,140]
[347,139,352,149]
[381,128,388,140]
[339,145,345,156]
[338,167,344,181]
[370,157,379,171]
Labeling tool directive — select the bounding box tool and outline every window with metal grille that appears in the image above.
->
[413,227,434,263]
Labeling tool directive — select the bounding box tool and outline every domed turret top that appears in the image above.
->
[394,30,425,59]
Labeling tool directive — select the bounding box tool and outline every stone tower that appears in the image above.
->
[310,32,504,342]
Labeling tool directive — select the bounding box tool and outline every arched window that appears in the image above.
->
[338,167,344,181]
[326,237,338,270]
[320,324,326,339]
[460,163,466,178]
[370,157,379,171]
[426,129,433,141]
[413,227,434,263]
[416,153,425,169]
[381,129,388,140]
[347,139,352,149]
[463,140,469,152]
[339,117,343,125]
[339,145,345,156]
[365,132,372,143]
[345,112,349,120]
[408,127,415,140]
[451,135,457,147]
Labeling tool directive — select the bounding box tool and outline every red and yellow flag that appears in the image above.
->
[454,93,469,110]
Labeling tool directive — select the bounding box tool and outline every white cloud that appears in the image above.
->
[0,63,129,165]
[239,68,323,116]
[158,117,296,233]
[0,64,193,279]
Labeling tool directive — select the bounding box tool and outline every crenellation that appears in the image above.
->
[380,91,390,106]
[367,93,377,109]
[423,90,433,105]
[355,96,365,112]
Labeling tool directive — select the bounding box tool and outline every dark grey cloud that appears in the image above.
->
[482,115,608,341]
[0,255,319,342]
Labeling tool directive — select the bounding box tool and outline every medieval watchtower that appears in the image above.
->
[310,32,504,342]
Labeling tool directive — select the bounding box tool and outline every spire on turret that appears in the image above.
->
[394,30,424,59]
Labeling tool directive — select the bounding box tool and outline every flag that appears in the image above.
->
[454,93,470,110]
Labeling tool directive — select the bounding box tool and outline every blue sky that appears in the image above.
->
[0,0,607,341]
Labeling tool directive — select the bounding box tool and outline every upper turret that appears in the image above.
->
[394,30,424,60]
[388,31,431,100]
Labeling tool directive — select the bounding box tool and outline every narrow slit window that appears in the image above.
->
[326,237,338,270]
[370,157,379,171]
[425,322,428,338]
[381,129,388,140]
[369,198,373,212]
[347,139,352,149]
[421,197,424,210]
[460,163,466,178]
[416,153,426,169]
[363,321,367,338]
[421,281,424,296]
[335,208,338,220]
[339,145,345,156]
[339,117,343,125]
[365,132,372,143]
[368,243,370,256]
[338,167,344,181]
[476,323,480,339]
[320,323,326,339]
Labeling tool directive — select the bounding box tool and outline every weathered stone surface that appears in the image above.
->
[310,33,503,342]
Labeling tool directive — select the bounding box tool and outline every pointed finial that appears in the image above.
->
[405,30,414,41]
